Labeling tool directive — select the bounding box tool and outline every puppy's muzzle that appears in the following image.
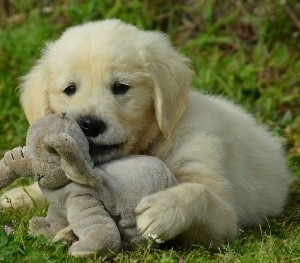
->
[78,116,106,137]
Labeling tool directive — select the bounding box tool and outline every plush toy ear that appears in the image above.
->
[44,133,100,186]
[140,32,193,138]
[19,46,53,124]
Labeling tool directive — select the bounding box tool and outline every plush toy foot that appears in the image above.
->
[3,146,32,177]
[29,217,55,239]
[68,241,117,259]
[52,226,77,245]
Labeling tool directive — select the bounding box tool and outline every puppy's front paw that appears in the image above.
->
[135,190,187,241]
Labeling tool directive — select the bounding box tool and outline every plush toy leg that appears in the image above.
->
[0,159,18,190]
[29,217,55,239]
[0,147,33,190]
[117,217,146,250]
[30,219,77,245]
[66,195,121,258]
[29,205,69,240]
[0,147,38,209]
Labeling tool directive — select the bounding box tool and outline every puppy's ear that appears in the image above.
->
[19,55,50,124]
[141,32,193,138]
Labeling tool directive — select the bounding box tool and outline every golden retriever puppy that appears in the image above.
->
[1,19,289,245]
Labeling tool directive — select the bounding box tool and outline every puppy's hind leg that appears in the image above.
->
[0,182,46,209]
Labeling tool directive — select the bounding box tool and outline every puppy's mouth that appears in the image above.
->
[89,141,123,155]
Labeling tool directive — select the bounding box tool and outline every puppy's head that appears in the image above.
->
[20,19,193,164]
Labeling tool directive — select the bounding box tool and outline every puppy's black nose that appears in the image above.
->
[78,116,106,137]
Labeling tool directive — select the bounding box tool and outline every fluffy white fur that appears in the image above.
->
[1,19,289,245]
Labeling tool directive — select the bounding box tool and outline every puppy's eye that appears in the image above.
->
[112,82,130,95]
[63,84,77,96]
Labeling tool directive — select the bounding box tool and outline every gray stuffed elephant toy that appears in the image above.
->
[0,113,177,258]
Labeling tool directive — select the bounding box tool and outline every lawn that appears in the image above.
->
[0,0,299,262]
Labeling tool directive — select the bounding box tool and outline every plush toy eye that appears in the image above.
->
[112,82,130,95]
[63,84,77,96]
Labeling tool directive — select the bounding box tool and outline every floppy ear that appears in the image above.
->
[141,32,193,138]
[19,49,52,124]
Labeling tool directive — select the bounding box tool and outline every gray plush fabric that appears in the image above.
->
[0,113,177,258]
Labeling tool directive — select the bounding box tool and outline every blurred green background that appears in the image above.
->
[0,0,299,262]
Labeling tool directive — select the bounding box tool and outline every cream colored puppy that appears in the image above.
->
[1,19,289,245]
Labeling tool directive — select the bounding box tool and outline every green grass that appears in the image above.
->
[0,0,299,262]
